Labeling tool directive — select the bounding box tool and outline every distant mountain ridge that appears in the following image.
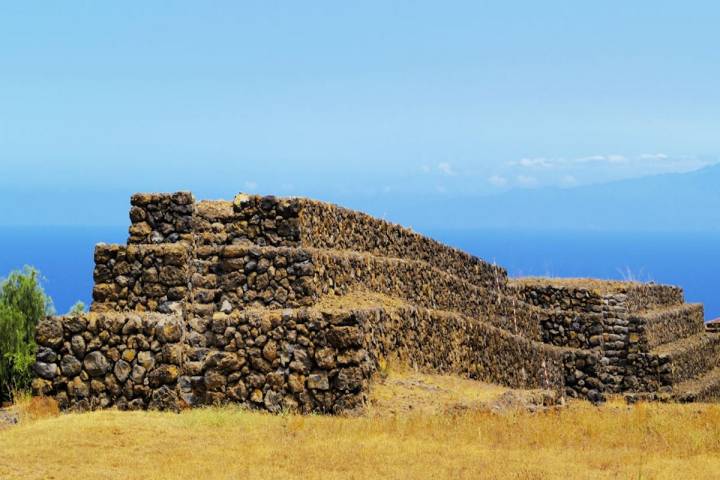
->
[362,163,720,232]
[469,162,720,231]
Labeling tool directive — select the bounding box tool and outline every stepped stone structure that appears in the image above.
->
[31,192,720,412]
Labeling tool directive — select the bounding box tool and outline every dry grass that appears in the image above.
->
[234,290,410,317]
[511,276,647,294]
[368,366,516,416]
[314,289,412,311]
[11,392,60,422]
[2,373,720,480]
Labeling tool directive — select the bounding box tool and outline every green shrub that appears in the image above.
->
[68,301,86,315]
[0,267,54,403]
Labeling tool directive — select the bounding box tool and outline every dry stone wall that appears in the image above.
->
[358,306,604,401]
[623,284,684,312]
[92,243,191,314]
[514,282,638,392]
[127,193,505,290]
[651,333,720,386]
[511,280,703,393]
[638,304,705,349]
[514,281,683,313]
[32,312,186,412]
[34,304,606,413]
[32,309,375,414]
[191,245,316,315]
[295,199,506,289]
[128,192,195,244]
[183,307,375,413]
[40,189,715,412]
[186,245,544,341]
[310,249,541,339]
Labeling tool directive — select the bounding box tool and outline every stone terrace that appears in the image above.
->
[31,192,719,412]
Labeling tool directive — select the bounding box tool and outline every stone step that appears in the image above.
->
[128,192,507,291]
[652,332,720,384]
[190,244,548,340]
[636,303,705,349]
[672,365,720,403]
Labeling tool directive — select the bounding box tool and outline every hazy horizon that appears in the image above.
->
[2,2,719,229]
[2,162,719,232]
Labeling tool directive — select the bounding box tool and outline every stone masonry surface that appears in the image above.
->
[33,305,604,412]
[129,193,507,289]
[511,279,717,396]
[33,192,719,412]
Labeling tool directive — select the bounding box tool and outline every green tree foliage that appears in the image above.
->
[0,267,54,402]
[68,301,86,315]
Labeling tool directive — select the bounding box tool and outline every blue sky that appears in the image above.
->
[1,1,719,225]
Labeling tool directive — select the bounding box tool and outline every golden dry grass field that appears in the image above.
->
[1,372,719,480]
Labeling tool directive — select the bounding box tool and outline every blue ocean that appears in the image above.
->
[0,227,717,320]
[432,229,720,321]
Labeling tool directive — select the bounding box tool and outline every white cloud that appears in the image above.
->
[420,165,431,173]
[437,162,456,176]
[574,154,626,164]
[574,155,605,163]
[244,180,258,192]
[435,185,447,193]
[508,155,626,169]
[639,153,669,160]
[508,153,636,171]
[488,175,508,187]
[508,157,554,168]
